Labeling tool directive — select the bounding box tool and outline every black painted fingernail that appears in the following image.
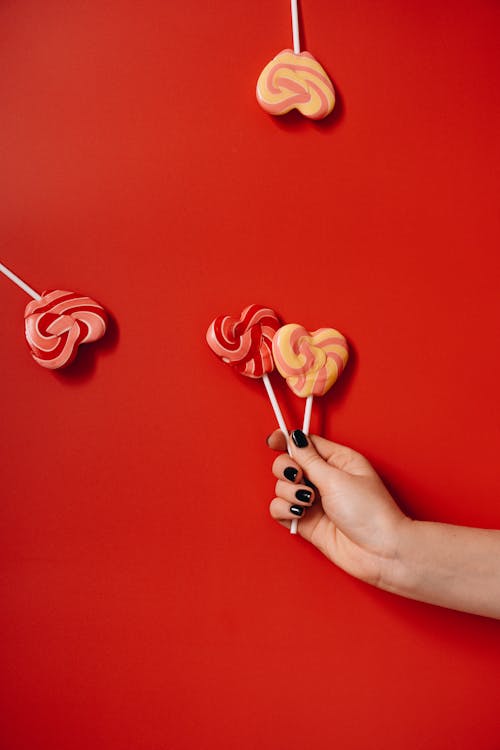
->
[291,429,308,448]
[295,489,312,502]
[290,505,304,517]
[284,467,298,482]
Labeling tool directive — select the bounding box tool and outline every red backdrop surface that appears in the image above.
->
[1,1,499,748]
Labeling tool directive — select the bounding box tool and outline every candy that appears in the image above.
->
[256,49,335,120]
[206,304,290,462]
[272,324,348,397]
[206,304,280,378]
[24,289,107,369]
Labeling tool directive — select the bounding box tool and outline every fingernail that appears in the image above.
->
[284,467,298,482]
[290,505,304,517]
[266,434,272,446]
[295,489,312,502]
[291,429,308,448]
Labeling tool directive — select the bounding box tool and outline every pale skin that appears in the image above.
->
[268,429,500,620]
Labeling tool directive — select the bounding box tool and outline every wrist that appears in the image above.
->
[377,516,420,596]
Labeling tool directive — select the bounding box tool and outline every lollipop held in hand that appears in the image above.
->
[206,304,289,438]
[206,304,280,378]
[273,323,349,535]
[272,324,349,398]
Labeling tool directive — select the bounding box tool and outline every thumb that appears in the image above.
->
[289,429,338,489]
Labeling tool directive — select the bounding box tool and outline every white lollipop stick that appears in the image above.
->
[291,0,300,55]
[291,0,301,54]
[262,373,290,447]
[0,261,41,301]
[262,373,301,536]
[302,394,313,435]
[289,394,314,535]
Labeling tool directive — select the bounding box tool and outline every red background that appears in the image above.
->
[1,1,500,748]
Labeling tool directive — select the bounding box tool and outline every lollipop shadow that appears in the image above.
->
[317,340,358,437]
[53,312,120,385]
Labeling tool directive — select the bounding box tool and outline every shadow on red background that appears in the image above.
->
[52,313,120,385]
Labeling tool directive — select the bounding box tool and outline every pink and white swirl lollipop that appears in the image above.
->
[1,260,107,369]
[206,304,290,442]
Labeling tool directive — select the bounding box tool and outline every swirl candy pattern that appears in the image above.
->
[272,324,348,397]
[256,49,335,120]
[206,304,280,378]
[25,290,107,369]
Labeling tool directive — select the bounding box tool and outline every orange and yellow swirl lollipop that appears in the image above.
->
[273,323,349,533]
[256,0,335,121]
[272,324,348,401]
[256,49,335,120]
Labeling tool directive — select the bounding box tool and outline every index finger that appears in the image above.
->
[266,429,374,477]
[266,429,287,452]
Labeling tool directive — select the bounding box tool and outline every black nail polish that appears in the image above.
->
[291,429,308,448]
[284,467,298,482]
[290,505,304,517]
[295,489,312,502]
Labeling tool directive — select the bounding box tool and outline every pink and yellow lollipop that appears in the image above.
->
[256,0,335,120]
[273,323,349,533]
[256,49,335,120]
[272,324,349,401]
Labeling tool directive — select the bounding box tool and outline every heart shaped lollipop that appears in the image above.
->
[206,303,290,456]
[25,290,107,369]
[257,49,335,120]
[0,261,107,370]
[272,324,348,398]
[206,304,280,378]
[273,322,349,535]
[256,0,335,121]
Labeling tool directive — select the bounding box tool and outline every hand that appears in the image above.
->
[269,429,500,618]
[268,429,410,587]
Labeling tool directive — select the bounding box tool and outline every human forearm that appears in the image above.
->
[267,430,500,619]
[382,518,500,619]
